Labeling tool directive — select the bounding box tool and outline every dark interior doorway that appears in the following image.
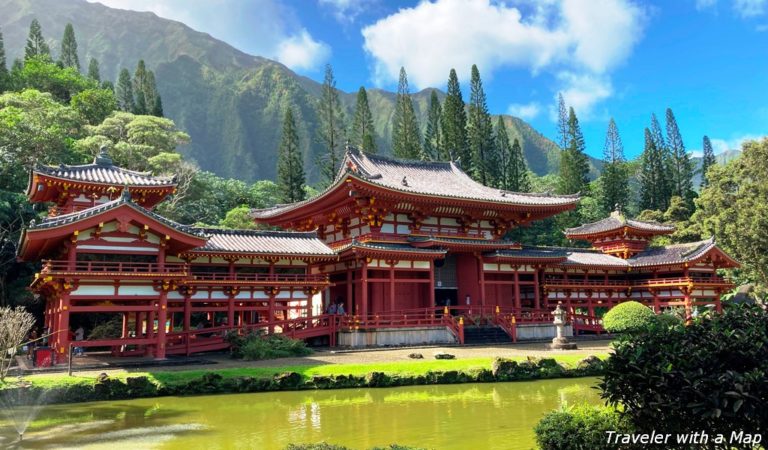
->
[435,288,458,307]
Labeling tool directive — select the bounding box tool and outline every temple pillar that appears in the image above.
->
[58,291,71,360]
[346,265,354,314]
[227,294,235,329]
[122,313,129,338]
[361,260,369,319]
[183,296,191,331]
[428,260,436,308]
[513,268,521,310]
[533,267,541,310]
[477,255,486,308]
[389,262,396,312]
[145,309,155,357]
[268,295,276,333]
[156,291,168,359]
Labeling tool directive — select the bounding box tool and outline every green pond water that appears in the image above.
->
[0,377,601,450]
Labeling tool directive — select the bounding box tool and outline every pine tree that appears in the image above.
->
[351,86,376,153]
[0,29,8,92]
[87,58,100,82]
[277,108,306,203]
[557,107,590,194]
[152,94,164,117]
[441,69,468,164]
[59,23,80,70]
[700,135,716,188]
[422,90,442,161]
[133,60,148,114]
[600,118,629,213]
[25,19,50,60]
[115,68,135,112]
[143,70,162,117]
[639,128,669,211]
[649,113,672,208]
[467,64,497,185]
[665,108,694,202]
[557,93,568,149]
[391,67,421,159]
[510,138,531,192]
[316,64,346,185]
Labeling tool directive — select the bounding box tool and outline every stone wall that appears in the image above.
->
[339,327,456,347]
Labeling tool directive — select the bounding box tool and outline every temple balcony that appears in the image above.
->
[37,260,189,279]
[543,276,734,290]
[186,272,329,287]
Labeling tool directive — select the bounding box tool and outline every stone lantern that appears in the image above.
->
[549,302,577,350]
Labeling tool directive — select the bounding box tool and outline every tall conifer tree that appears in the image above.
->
[649,113,672,207]
[510,138,531,192]
[115,68,135,112]
[87,58,100,82]
[60,23,80,70]
[391,67,421,159]
[277,108,306,203]
[441,69,468,165]
[25,19,50,60]
[640,128,668,211]
[317,64,346,185]
[557,93,568,149]
[700,135,716,188]
[557,107,590,194]
[600,118,629,213]
[423,90,442,161]
[133,60,148,114]
[467,65,496,185]
[0,28,8,92]
[143,70,163,117]
[495,116,530,191]
[665,108,694,202]
[351,86,376,153]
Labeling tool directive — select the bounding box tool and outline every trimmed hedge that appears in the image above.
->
[535,404,633,450]
[227,333,312,360]
[4,356,606,405]
[603,301,655,333]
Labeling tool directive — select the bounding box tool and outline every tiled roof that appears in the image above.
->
[33,149,175,187]
[487,247,568,260]
[563,250,630,268]
[627,238,717,267]
[565,210,674,237]
[252,147,579,219]
[408,236,518,248]
[28,193,201,237]
[335,240,448,255]
[344,148,579,206]
[192,228,335,256]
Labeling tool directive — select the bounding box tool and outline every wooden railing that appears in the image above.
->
[41,260,188,275]
[410,226,484,238]
[189,272,328,284]
[570,313,604,334]
[544,276,732,289]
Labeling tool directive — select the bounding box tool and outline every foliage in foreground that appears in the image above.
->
[602,301,655,334]
[535,404,633,450]
[0,306,36,380]
[227,333,312,360]
[285,444,422,450]
[600,305,767,447]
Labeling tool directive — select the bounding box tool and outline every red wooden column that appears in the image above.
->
[145,308,156,357]
[477,255,486,308]
[228,260,236,327]
[268,294,276,333]
[361,260,369,319]
[183,295,191,331]
[533,267,541,310]
[428,260,436,308]
[346,264,354,314]
[389,261,396,312]
[58,291,71,359]
[513,268,521,310]
[156,290,168,359]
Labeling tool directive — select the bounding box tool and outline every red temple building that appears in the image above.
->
[17,147,739,360]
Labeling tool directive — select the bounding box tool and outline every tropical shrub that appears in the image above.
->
[600,305,768,444]
[602,301,655,333]
[535,404,633,450]
[232,333,312,361]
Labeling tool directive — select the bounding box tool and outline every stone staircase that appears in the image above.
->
[462,326,512,345]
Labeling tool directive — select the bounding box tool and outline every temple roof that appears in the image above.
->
[626,237,724,267]
[562,250,629,268]
[28,193,200,237]
[190,228,336,257]
[30,147,176,189]
[408,236,519,249]
[565,210,674,238]
[252,147,580,220]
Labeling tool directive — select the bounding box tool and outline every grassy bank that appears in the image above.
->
[1,353,608,405]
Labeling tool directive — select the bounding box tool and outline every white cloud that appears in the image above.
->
[276,30,332,71]
[87,0,331,72]
[319,0,372,23]
[734,0,767,16]
[696,0,718,10]
[709,134,762,154]
[555,72,613,119]
[507,102,542,120]
[361,0,645,120]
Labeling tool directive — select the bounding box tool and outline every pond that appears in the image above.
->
[1,377,601,450]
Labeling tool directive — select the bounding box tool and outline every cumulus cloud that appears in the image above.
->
[361,0,645,119]
[507,102,542,120]
[319,0,374,23]
[87,0,331,71]
[709,135,762,153]
[276,30,332,71]
[555,72,613,119]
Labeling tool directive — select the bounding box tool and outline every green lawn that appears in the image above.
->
[6,352,608,391]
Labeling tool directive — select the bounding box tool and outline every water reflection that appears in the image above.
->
[0,377,600,450]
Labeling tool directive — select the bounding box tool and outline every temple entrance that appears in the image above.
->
[434,288,458,308]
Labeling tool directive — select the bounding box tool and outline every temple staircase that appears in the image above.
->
[462,325,513,345]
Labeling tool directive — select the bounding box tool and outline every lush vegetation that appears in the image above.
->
[535,404,634,450]
[602,301,656,334]
[286,444,421,450]
[600,305,768,444]
[227,333,313,361]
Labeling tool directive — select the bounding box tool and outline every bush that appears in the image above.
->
[602,301,655,333]
[239,334,312,361]
[535,404,633,450]
[600,305,768,443]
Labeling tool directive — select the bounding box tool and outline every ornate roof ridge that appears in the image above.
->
[194,227,319,239]
[34,162,175,183]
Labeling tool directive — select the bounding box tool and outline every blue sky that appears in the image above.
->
[89,0,768,160]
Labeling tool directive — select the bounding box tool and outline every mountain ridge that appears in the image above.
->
[0,0,600,183]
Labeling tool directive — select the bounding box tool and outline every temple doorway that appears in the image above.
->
[435,288,458,307]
